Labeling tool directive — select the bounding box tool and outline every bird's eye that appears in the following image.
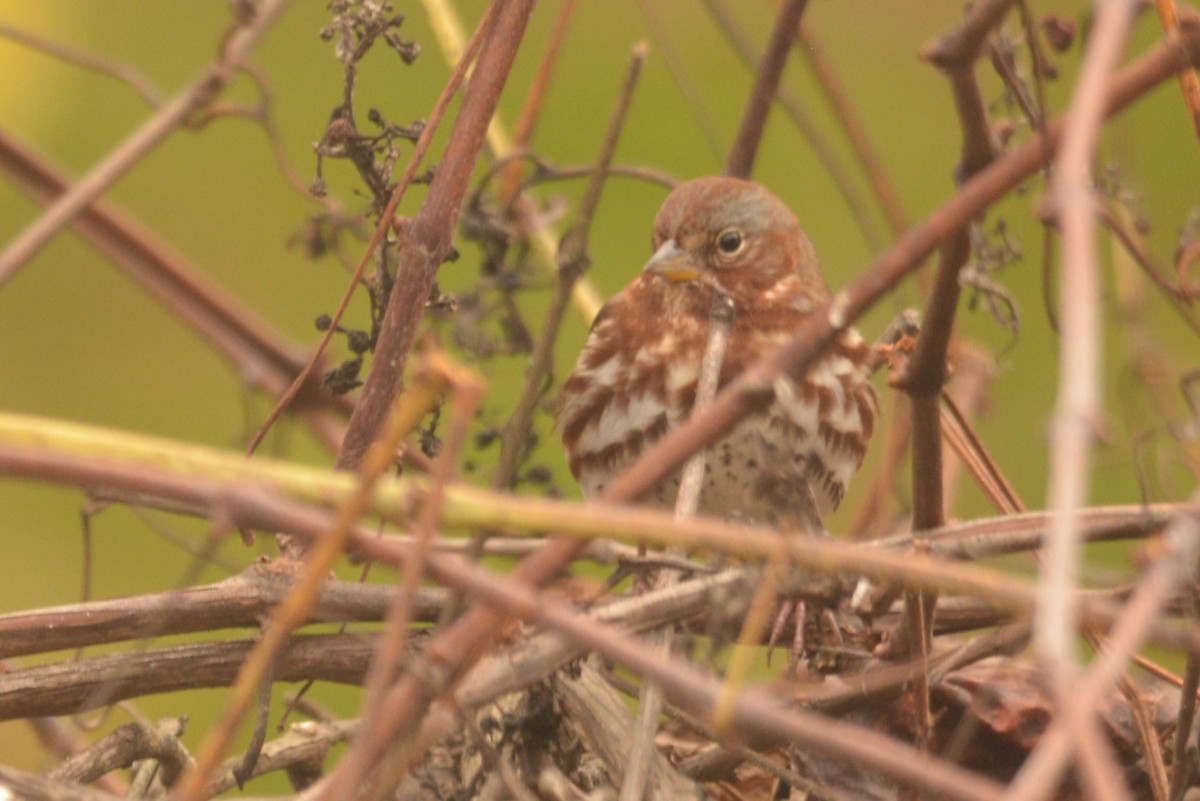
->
[716,229,744,256]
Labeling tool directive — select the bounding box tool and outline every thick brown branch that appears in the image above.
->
[0,634,382,721]
[50,719,188,786]
[0,766,124,801]
[337,0,536,469]
[0,564,446,660]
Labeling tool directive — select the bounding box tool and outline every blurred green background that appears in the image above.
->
[1,0,1197,782]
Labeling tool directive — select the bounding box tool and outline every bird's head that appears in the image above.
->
[642,177,829,309]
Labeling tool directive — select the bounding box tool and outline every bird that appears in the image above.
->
[555,177,876,528]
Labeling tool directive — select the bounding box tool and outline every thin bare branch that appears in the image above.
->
[795,21,910,237]
[493,43,648,489]
[3,413,1198,594]
[48,718,188,787]
[499,0,578,201]
[702,0,886,249]
[0,765,124,801]
[623,291,733,801]
[1097,200,1200,338]
[177,355,456,800]
[635,0,725,164]
[0,0,293,285]
[418,0,604,321]
[0,634,380,721]
[1171,590,1200,798]
[724,0,808,178]
[341,352,484,787]
[599,24,1200,528]
[0,566,444,660]
[0,127,350,451]
[1007,498,1200,801]
[0,22,164,107]
[207,719,356,797]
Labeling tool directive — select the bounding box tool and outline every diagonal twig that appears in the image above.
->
[498,0,578,201]
[0,22,164,107]
[6,425,1200,658]
[795,20,909,238]
[703,0,886,249]
[597,23,1200,547]
[724,0,808,178]
[173,354,456,801]
[418,0,604,321]
[636,0,725,164]
[0,127,351,451]
[334,349,485,793]
[0,0,293,286]
[1154,0,1200,144]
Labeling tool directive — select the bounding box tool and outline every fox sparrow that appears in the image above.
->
[556,177,876,526]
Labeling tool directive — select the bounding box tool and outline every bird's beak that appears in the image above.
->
[643,239,699,283]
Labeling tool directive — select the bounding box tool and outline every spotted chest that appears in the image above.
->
[557,316,876,525]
